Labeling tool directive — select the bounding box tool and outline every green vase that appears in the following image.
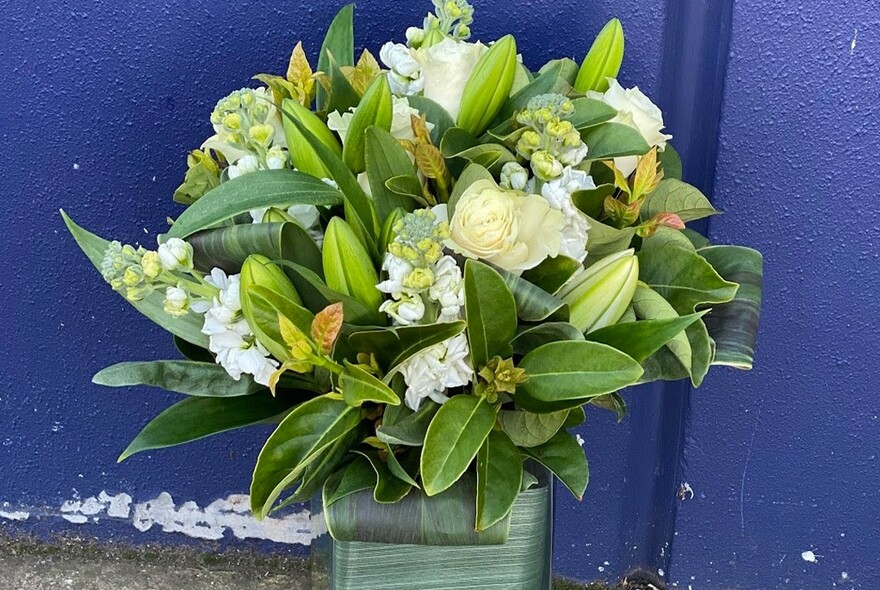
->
[311,468,553,589]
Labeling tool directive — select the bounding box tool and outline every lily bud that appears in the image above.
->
[558,249,639,333]
[323,218,383,310]
[281,98,342,178]
[240,254,304,360]
[456,35,517,136]
[574,18,625,93]
[261,207,295,224]
[342,74,393,174]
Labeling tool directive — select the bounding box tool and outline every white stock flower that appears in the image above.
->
[429,255,465,322]
[399,333,473,410]
[379,293,426,325]
[541,167,593,263]
[590,79,672,176]
[227,155,260,180]
[202,87,286,165]
[157,238,193,271]
[413,38,487,120]
[380,42,425,96]
[448,179,564,273]
[163,285,190,317]
[376,254,416,296]
[200,268,278,386]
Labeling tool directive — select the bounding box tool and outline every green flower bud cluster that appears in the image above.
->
[476,356,528,403]
[211,88,277,159]
[411,0,475,47]
[514,93,589,181]
[101,241,161,302]
[386,209,450,269]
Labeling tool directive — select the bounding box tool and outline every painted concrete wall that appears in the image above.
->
[0,0,666,579]
[669,1,880,589]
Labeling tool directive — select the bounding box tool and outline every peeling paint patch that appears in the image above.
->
[801,550,819,563]
[0,509,30,521]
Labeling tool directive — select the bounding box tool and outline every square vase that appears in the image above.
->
[310,468,553,590]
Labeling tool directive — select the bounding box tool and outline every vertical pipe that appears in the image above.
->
[617,0,735,578]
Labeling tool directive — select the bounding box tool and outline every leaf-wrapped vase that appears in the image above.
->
[310,467,553,590]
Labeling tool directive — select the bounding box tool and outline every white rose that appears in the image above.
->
[447,179,564,273]
[590,79,672,176]
[413,38,487,120]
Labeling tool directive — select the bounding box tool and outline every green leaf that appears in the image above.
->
[569,98,618,130]
[93,361,262,397]
[282,98,342,178]
[571,184,615,219]
[574,18,624,93]
[406,95,455,145]
[682,228,711,249]
[189,222,323,279]
[698,245,763,369]
[464,260,518,370]
[343,75,393,173]
[316,4,355,111]
[521,256,582,295]
[499,409,568,447]
[511,322,584,356]
[516,341,644,413]
[444,142,517,175]
[324,52,362,116]
[251,395,362,518]
[582,122,650,160]
[584,311,708,362]
[492,59,576,126]
[657,145,682,180]
[641,179,719,222]
[348,321,467,374]
[476,430,523,530]
[583,215,635,267]
[632,283,696,386]
[590,392,627,422]
[638,231,739,314]
[421,395,497,496]
[497,267,568,321]
[384,446,421,488]
[377,400,440,446]
[174,336,213,362]
[164,171,342,239]
[339,360,400,407]
[323,455,376,507]
[61,210,207,347]
[563,406,586,428]
[119,392,296,462]
[244,285,315,361]
[640,319,714,387]
[355,450,414,503]
[289,422,366,503]
[522,430,589,500]
[365,127,421,221]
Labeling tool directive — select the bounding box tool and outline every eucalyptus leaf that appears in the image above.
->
[421,395,496,496]
[516,341,644,413]
[61,211,208,347]
[521,430,589,500]
[164,171,343,239]
[476,430,523,531]
[93,361,262,397]
[119,392,296,462]
[464,260,518,370]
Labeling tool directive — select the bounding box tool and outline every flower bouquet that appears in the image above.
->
[64,1,763,588]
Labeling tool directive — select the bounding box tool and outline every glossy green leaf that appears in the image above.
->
[584,310,708,362]
[657,145,682,180]
[61,210,207,347]
[640,179,719,222]
[698,245,763,369]
[494,59,576,125]
[323,455,377,507]
[189,222,322,278]
[421,395,497,496]
[569,97,619,129]
[384,446,421,488]
[93,361,261,397]
[640,319,714,387]
[164,171,343,239]
[119,392,296,462]
[365,127,421,221]
[324,52,362,116]
[581,122,650,160]
[405,95,456,145]
[251,395,362,518]
[339,360,400,407]
[476,430,523,531]
[583,215,636,267]
[499,409,568,447]
[522,430,589,500]
[574,18,625,93]
[289,422,366,504]
[516,341,644,412]
[244,285,315,362]
[591,392,627,422]
[464,260,518,370]
[445,142,517,175]
[497,267,569,322]
[355,450,414,504]
[343,75,393,173]
[348,321,467,374]
[521,256,582,295]
[316,4,355,111]
[173,336,213,363]
[511,322,584,356]
[571,184,615,219]
[377,400,440,446]
[564,405,587,428]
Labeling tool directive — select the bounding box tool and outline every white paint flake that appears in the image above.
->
[575,434,585,447]
[850,29,858,54]
[72,163,80,170]
[0,510,30,521]
[801,550,819,563]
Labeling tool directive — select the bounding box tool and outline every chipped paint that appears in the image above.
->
[801,550,819,563]
[3,491,311,545]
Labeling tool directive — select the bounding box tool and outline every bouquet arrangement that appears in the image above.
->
[64,0,762,537]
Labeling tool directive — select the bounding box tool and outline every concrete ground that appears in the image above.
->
[0,532,620,590]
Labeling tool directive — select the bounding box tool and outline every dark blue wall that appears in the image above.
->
[670,1,880,588]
